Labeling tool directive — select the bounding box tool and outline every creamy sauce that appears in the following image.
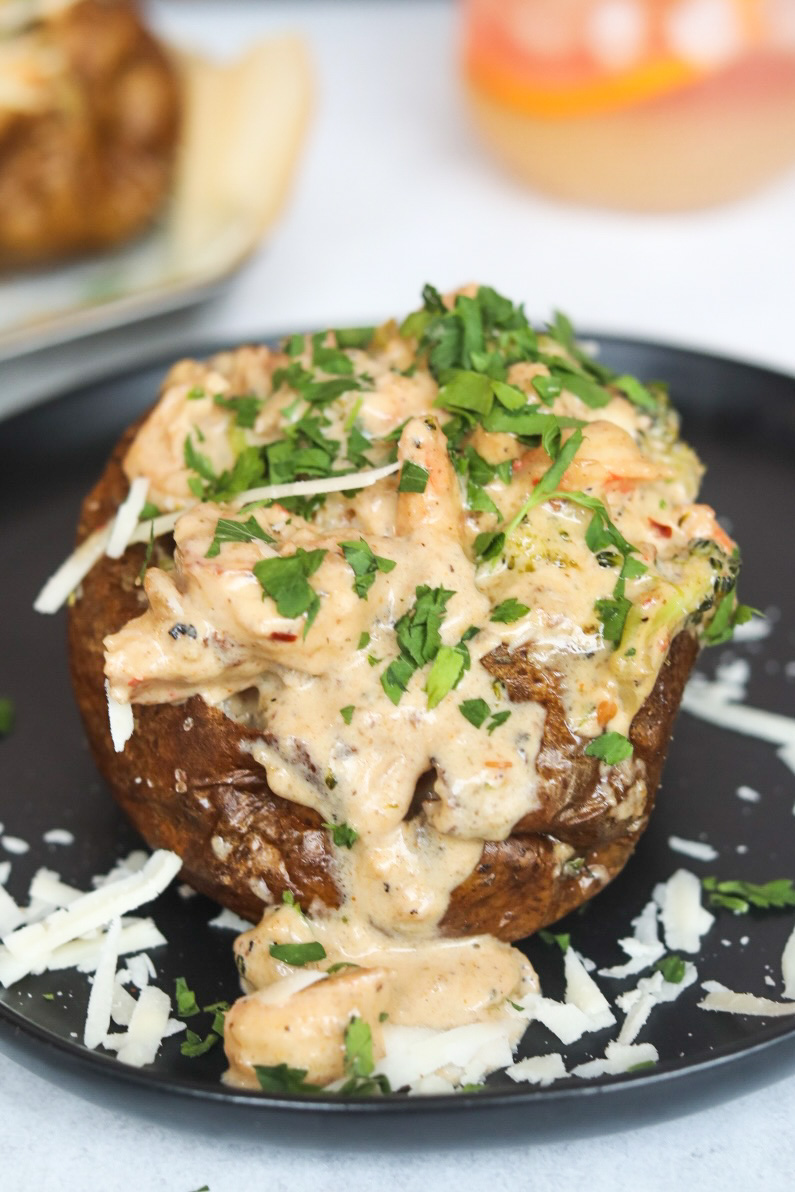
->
[104,303,736,1089]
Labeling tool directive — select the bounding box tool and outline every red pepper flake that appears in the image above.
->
[268,631,298,642]
[649,519,672,538]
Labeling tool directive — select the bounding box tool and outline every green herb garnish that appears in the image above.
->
[174,976,201,1017]
[269,941,327,966]
[702,877,795,914]
[398,461,429,493]
[213,393,264,428]
[339,1017,391,1097]
[459,698,491,729]
[584,732,633,765]
[180,1029,218,1057]
[654,954,686,984]
[538,930,570,953]
[323,820,359,849]
[255,1062,316,1094]
[253,549,327,636]
[0,697,15,738]
[206,515,276,558]
[340,538,396,599]
[490,598,530,623]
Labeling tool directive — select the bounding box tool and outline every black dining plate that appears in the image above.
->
[1,336,794,1147]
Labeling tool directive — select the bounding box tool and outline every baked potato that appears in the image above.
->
[0,0,180,267]
[66,285,742,954]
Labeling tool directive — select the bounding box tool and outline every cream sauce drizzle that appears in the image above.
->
[104,323,733,1087]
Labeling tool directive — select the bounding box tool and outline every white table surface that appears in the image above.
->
[1,3,794,1188]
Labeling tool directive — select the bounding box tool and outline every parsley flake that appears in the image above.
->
[213,393,264,428]
[180,1029,218,1058]
[702,877,795,914]
[459,698,491,729]
[486,710,511,734]
[584,732,633,765]
[253,549,327,636]
[340,1017,391,1096]
[654,954,686,983]
[0,697,15,738]
[398,461,429,493]
[323,820,359,848]
[340,705,355,725]
[490,598,529,623]
[538,930,570,953]
[174,976,200,1017]
[205,515,275,558]
[340,538,396,599]
[269,941,327,966]
[255,1062,316,1093]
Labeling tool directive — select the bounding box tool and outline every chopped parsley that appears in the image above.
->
[180,1029,219,1057]
[490,598,529,623]
[654,954,686,983]
[381,585,455,705]
[702,877,795,914]
[255,1062,316,1094]
[203,1000,231,1035]
[213,393,264,428]
[269,941,327,966]
[474,530,505,562]
[205,515,275,558]
[538,930,570,953]
[183,435,265,502]
[458,698,510,734]
[397,460,429,493]
[486,710,511,734]
[703,592,756,646]
[0,697,15,738]
[253,549,327,636]
[584,731,633,765]
[334,325,375,349]
[340,538,396,599]
[425,645,465,709]
[339,1017,391,1096]
[340,705,355,725]
[174,976,201,1017]
[357,631,371,650]
[459,698,491,729]
[323,820,359,849]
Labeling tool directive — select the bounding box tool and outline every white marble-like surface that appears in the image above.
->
[1,2,794,1188]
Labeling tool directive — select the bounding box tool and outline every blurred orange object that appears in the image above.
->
[462,0,795,209]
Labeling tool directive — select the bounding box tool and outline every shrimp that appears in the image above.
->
[395,417,463,539]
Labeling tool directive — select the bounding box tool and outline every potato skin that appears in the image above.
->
[68,415,698,941]
[0,0,180,268]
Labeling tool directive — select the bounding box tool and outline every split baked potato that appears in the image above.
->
[0,0,180,267]
[67,287,742,945]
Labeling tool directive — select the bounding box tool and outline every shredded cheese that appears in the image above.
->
[0,850,180,986]
[33,464,400,615]
[506,1053,568,1086]
[106,477,150,559]
[668,835,718,862]
[106,682,134,753]
[781,925,795,1000]
[654,869,714,954]
[699,986,795,1017]
[84,917,121,1050]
